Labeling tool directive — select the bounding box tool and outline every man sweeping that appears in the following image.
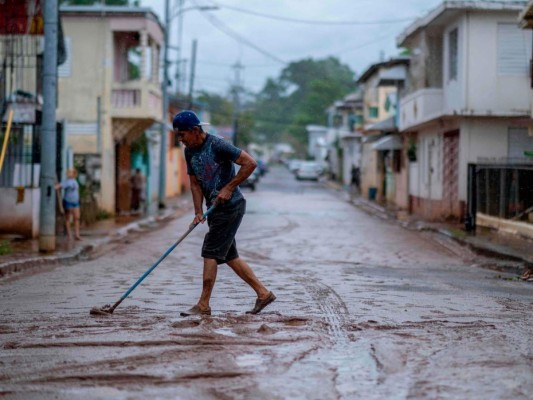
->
[173,110,276,316]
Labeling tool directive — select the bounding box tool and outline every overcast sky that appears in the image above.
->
[139,0,445,96]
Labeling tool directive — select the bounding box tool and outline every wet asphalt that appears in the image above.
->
[0,166,532,399]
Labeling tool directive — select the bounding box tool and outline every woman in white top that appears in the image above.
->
[56,168,81,241]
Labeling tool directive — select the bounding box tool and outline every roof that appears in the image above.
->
[372,134,402,151]
[397,1,527,46]
[365,116,397,132]
[60,5,163,30]
[519,0,533,27]
[357,57,410,84]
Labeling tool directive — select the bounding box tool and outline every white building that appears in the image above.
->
[397,0,532,221]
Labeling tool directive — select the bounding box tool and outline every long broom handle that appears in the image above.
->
[111,205,217,309]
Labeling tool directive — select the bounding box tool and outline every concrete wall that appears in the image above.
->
[458,119,510,200]
[58,16,115,212]
[0,188,40,238]
[360,142,380,200]
[395,147,409,210]
[443,12,530,115]
[443,15,465,112]
[341,138,361,187]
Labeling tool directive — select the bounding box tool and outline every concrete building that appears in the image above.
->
[397,0,532,222]
[0,2,54,238]
[324,91,364,187]
[357,58,409,203]
[58,6,165,215]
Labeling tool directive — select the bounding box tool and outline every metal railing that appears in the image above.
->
[0,123,38,188]
[466,161,533,231]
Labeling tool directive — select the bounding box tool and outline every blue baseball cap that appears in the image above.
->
[172,110,210,131]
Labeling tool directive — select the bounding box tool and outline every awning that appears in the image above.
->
[372,134,402,151]
[365,116,396,132]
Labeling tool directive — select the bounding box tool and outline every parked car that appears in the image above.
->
[295,161,320,181]
[236,164,259,191]
[288,159,304,174]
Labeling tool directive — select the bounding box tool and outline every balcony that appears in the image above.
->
[399,88,444,131]
[110,80,162,122]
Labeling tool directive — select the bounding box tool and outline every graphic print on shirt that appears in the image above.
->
[185,135,243,207]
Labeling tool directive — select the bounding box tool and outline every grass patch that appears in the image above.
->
[0,240,12,256]
[96,208,113,221]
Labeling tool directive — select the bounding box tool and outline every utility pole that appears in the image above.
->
[232,61,243,146]
[187,39,197,109]
[39,0,58,252]
[158,0,170,209]
[174,0,184,95]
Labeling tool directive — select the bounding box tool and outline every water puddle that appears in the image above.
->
[235,353,265,368]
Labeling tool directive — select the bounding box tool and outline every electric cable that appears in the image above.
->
[209,0,416,25]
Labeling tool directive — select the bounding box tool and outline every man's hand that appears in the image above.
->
[216,186,233,204]
[192,212,205,226]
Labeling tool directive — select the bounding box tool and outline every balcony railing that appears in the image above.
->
[110,80,161,121]
[399,88,444,131]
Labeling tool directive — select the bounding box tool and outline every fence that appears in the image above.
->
[466,161,533,231]
[0,120,62,188]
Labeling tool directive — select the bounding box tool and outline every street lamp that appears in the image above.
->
[158,1,218,209]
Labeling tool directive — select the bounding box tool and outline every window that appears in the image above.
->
[498,23,532,75]
[448,28,458,81]
[368,107,378,119]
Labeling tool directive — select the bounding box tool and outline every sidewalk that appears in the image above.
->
[0,194,194,279]
[324,179,533,277]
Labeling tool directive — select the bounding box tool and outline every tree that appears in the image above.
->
[253,57,355,149]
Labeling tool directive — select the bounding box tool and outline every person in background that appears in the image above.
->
[130,168,145,214]
[56,168,81,241]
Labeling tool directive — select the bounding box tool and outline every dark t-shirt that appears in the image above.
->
[185,134,243,207]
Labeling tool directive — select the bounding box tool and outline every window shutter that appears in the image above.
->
[498,23,532,75]
[58,37,71,78]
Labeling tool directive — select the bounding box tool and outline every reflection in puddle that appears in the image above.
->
[213,327,239,337]
[236,353,264,368]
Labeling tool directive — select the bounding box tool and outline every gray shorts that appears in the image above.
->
[202,199,246,264]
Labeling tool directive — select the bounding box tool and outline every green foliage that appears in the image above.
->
[96,208,113,221]
[253,57,355,147]
[131,132,148,156]
[193,57,355,150]
[196,92,234,126]
[0,240,12,256]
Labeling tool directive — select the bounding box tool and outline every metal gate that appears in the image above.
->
[443,130,459,217]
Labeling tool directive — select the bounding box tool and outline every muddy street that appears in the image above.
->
[1,166,532,399]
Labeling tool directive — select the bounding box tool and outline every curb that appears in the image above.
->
[0,200,194,280]
[322,180,531,274]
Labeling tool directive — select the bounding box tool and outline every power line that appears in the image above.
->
[334,27,399,55]
[210,0,416,25]
[192,0,287,65]
[197,59,279,69]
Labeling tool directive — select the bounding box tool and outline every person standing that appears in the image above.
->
[56,168,81,241]
[130,168,145,214]
[173,110,276,316]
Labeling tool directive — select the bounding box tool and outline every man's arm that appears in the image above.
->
[217,150,257,203]
[190,175,206,224]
